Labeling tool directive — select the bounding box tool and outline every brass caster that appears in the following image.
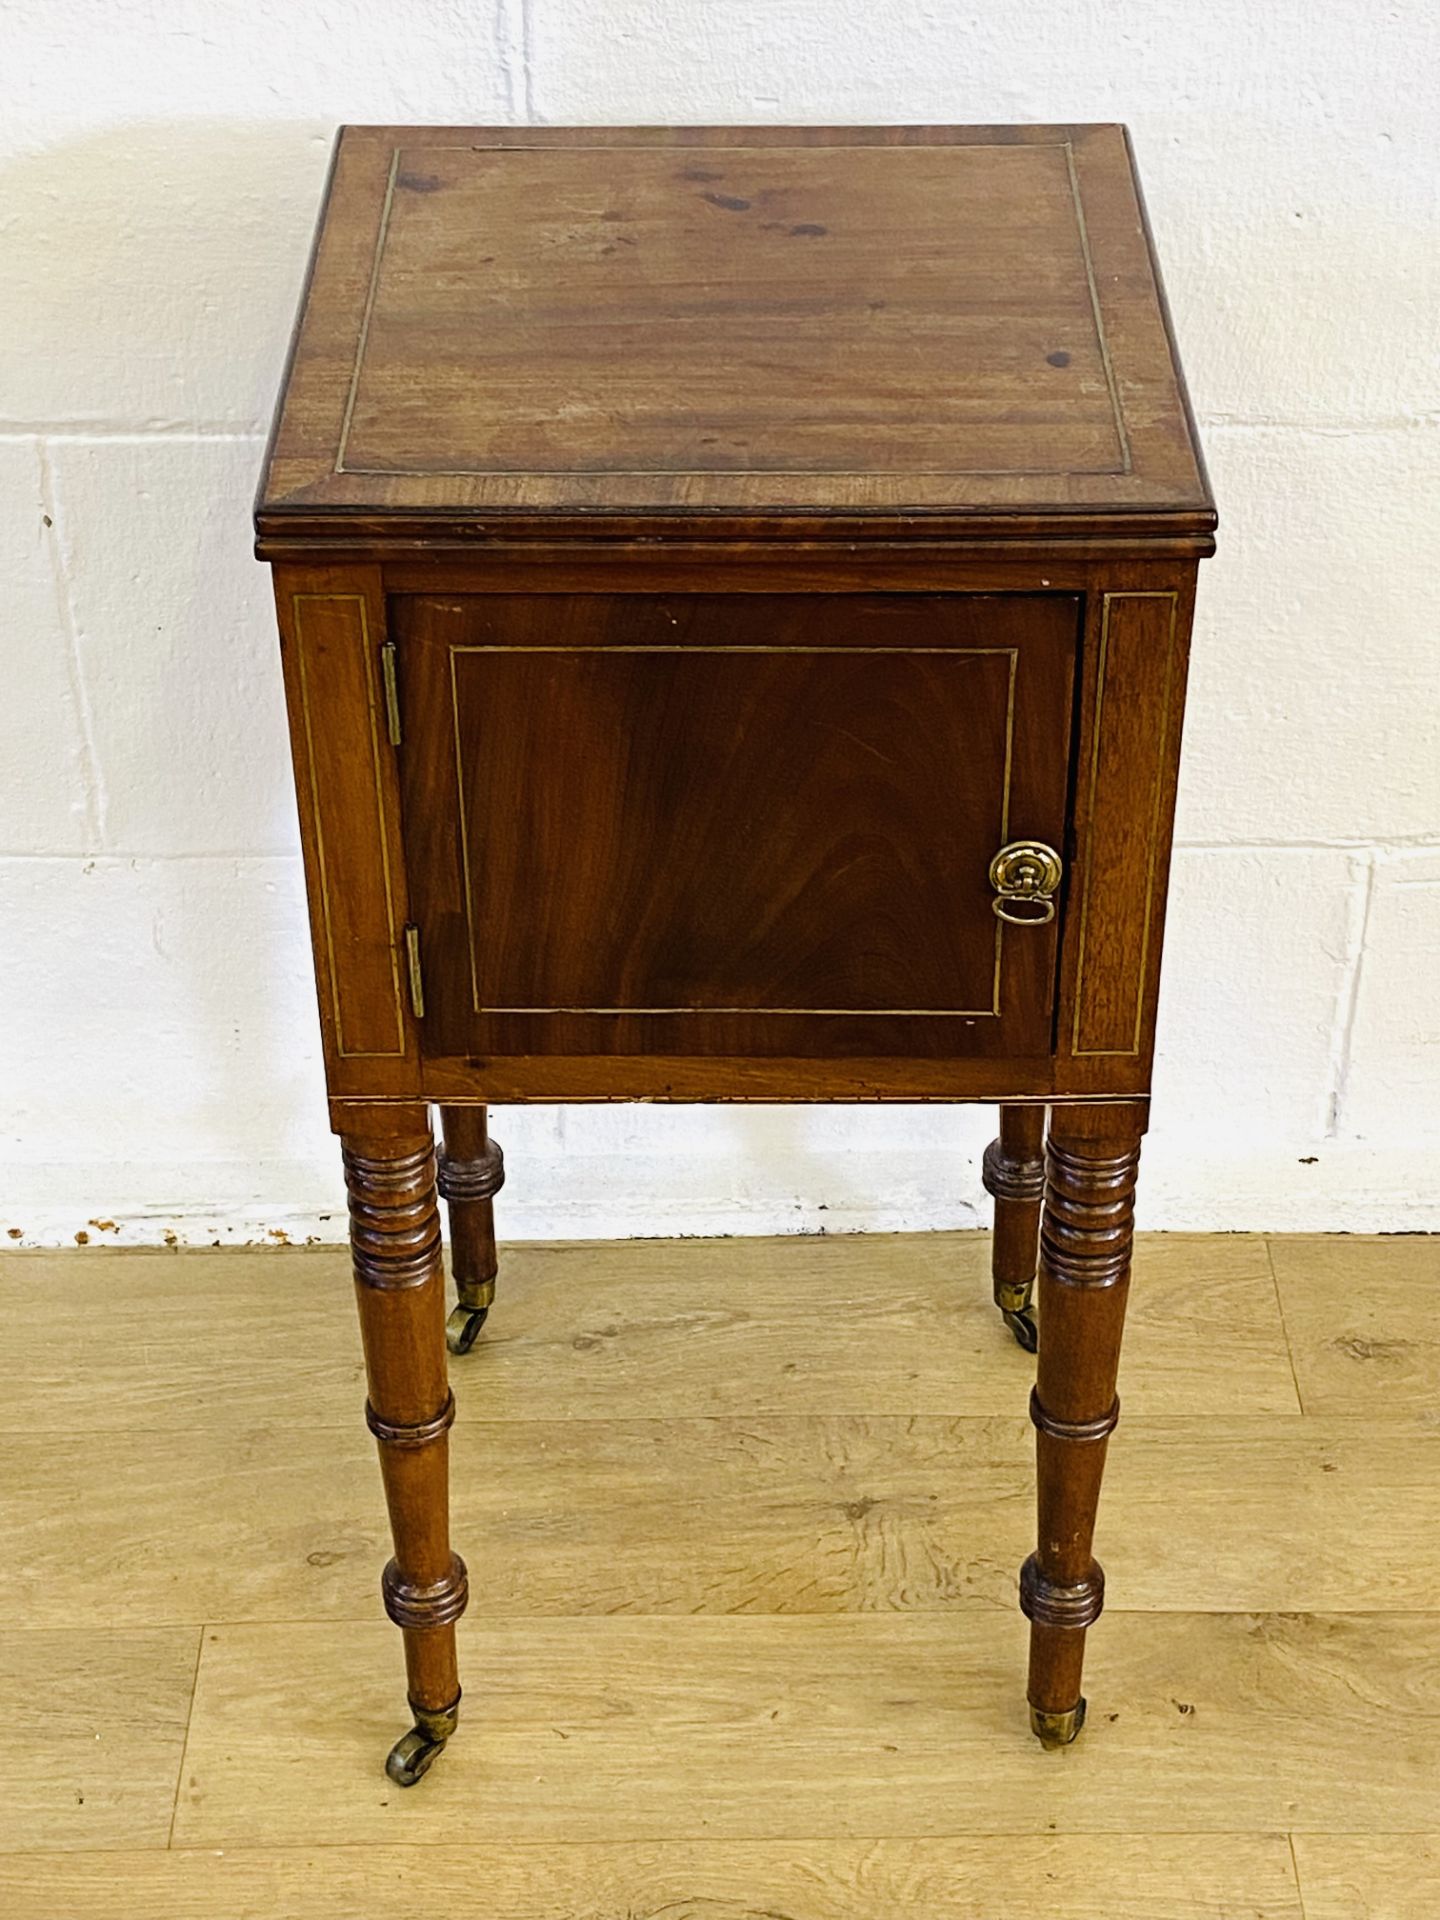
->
[385,1697,459,1787]
[1030,1698,1087,1749]
[385,1725,448,1787]
[1003,1306,1038,1353]
[446,1303,489,1355]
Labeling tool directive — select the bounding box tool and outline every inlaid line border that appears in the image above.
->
[447,643,1019,1019]
[335,141,1131,482]
[293,592,407,1058]
[1069,590,1179,1058]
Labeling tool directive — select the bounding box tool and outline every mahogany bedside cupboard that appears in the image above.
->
[256,122,1214,1785]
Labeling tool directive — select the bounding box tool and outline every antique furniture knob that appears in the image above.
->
[989,840,1063,925]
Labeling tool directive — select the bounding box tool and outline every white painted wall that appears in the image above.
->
[5,2,1438,1245]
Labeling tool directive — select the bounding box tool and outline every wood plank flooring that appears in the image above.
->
[0,1229,1435,1916]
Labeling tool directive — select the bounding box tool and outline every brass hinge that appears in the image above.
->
[380,641,402,746]
[403,923,425,1019]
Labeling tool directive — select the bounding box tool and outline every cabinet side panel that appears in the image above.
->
[1064,581,1194,1060]
[272,565,420,1098]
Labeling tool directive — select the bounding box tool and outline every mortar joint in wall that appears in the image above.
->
[35,439,108,852]
[1324,852,1378,1139]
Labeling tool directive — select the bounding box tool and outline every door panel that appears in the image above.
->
[395,594,1078,1060]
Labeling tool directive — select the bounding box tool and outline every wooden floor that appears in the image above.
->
[2,1231,1437,1917]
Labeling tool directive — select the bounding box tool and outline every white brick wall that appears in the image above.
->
[4,3,1437,1242]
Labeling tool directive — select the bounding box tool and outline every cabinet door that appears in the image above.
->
[396,593,1078,1060]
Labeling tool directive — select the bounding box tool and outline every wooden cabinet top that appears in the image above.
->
[258,124,1213,550]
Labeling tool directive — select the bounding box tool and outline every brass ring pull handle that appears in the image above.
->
[989,840,1063,926]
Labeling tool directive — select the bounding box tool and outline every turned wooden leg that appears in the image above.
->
[982,1103,1047,1351]
[438,1105,506,1356]
[1020,1100,1145,1748]
[343,1125,467,1786]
